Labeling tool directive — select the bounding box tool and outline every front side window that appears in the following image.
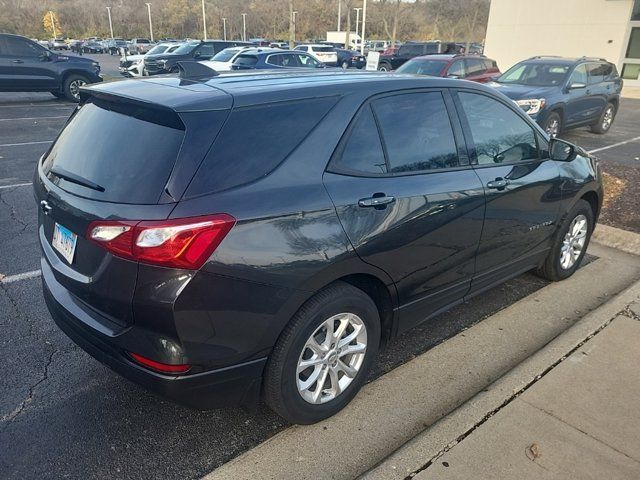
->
[458,92,538,165]
[464,58,485,76]
[568,64,588,85]
[196,44,216,57]
[234,54,258,66]
[373,92,459,173]
[297,54,320,67]
[447,60,466,78]
[5,36,43,57]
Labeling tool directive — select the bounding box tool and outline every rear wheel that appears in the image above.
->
[590,102,615,134]
[378,62,392,72]
[537,200,594,281]
[264,282,380,424]
[62,74,89,102]
[542,111,562,137]
[341,61,350,69]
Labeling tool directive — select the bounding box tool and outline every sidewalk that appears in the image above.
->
[381,305,640,480]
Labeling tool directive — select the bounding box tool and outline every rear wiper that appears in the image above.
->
[50,167,105,192]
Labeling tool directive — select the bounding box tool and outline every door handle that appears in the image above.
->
[12,59,24,64]
[486,178,509,190]
[358,195,395,208]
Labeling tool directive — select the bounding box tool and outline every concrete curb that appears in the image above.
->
[203,243,640,480]
[593,224,640,256]
[360,277,640,480]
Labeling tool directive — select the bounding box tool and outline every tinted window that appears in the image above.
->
[331,106,387,175]
[458,92,538,165]
[424,43,439,54]
[267,54,299,67]
[400,44,421,56]
[186,97,338,196]
[297,54,320,67]
[234,54,258,66]
[396,59,446,76]
[312,46,335,52]
[497,62,569,86]
[587,63,612,84]
[568,64,588,85]
[464,58,485,75]
[5,36,43,57]
[42,100,185,204]
[196,44,216,57]
[373,92,459,173]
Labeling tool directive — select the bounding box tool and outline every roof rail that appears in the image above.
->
[579,56,609,62]
[526,55,563,60]
[177,61,218,79]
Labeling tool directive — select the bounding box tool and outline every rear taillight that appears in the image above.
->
[87,214,235,269]
[128,352,191,374]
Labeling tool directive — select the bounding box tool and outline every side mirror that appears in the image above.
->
[568,82,586,90]
[549,138,576,162]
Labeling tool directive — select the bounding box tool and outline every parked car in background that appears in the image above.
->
[396,54,500,83]
[145,40,251,75]
[294,44,338,65]
[119,42,182,77]
[231,49,327,70]
[199,46,254,72]
[51,38,69,50]
[0,33,101,101]
[129,38,155,54]
[82,41,107,54]
[377,41,454,71]
[106,38,128,55]
[38,39,53,49]
[365,40,389,53]
[35,69,602,425]
[335,48,366,69]
[489,56,622,136]
[270,42,290,49]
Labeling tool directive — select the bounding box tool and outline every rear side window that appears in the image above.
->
[42,100,185,204]
[373,92,459,172]
[330,105,387,175]
[185,97,338,196]
[464,58,485,75]
[588,63,613,84]
[458,92,538,165]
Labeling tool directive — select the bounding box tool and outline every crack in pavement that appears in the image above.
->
[0,189,31,233]
[1,347,57,426]
[402,306,632,480]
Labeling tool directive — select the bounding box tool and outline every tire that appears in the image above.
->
[378,62,391,72]
[62,74,89,102]
[590,102,615,134]
[264,281,381,424]
[542,111,562,137]
[537,199,594,281]
[341,61,349,69]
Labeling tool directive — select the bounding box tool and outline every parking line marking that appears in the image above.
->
[0,269,42,284]
[587,135,640,154]
[0,140,52,147]
[0,182,32,190]
[0,115,68,122]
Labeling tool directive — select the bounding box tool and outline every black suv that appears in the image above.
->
[0,33,101,101]
[36,70,602,424]
[377,41,453,71]
[144,40,251,74]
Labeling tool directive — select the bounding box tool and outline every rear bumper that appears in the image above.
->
[41,258,266,409]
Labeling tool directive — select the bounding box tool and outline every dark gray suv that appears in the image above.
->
[0,33,102,101]
[35,70,602,424]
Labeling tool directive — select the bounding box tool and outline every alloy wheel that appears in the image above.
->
[69,79,87,100]
[546,118,560,137]
[296,312,367,404]
[602,106,614,131]
[560,214,588,270]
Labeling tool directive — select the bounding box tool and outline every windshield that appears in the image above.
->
[396,59,446,76]
[496,62,570,86]
[212,48,243,62]
[172,42,199,55]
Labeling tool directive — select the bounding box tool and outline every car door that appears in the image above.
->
[585,62,612,116]
[323,90,486,334]
[193,43,216,60]
[564,63,600,126]
[453,89,562,294]
[0,35,56,90]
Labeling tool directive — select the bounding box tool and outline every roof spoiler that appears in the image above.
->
[177,61,219,80]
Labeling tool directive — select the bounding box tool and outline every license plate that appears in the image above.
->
[52,223,77,264]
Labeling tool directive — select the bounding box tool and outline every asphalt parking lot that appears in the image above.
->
[0,89,638,480]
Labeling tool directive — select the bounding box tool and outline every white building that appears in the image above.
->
[484,0,640,86]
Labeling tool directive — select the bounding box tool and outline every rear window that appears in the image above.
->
[312,46,335,52]
[185,97,338,197]
[42,100,185,204]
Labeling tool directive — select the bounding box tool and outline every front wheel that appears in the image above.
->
[542,111,562,137]
[378,62,391,72]
[590,103,615,134]
[62,74,89,102]
[264,282,380,424]
[537,200,594,281]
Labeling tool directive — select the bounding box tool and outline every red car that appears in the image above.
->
[395,54,500,83]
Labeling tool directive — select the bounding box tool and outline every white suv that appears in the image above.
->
[200,46,253,72]
[294,45,338,65]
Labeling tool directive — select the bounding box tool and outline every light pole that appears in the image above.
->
[292,11,297,44]
[337,0,341,31]
[201,0,207,40]
[145,3,153,42]
[242,13,247,42]
[222,18,227,41]
[106,7,114,39]
[354,7,362,40]
[360,0,367,55]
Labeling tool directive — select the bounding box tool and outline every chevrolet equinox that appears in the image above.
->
[35,70,603,424]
